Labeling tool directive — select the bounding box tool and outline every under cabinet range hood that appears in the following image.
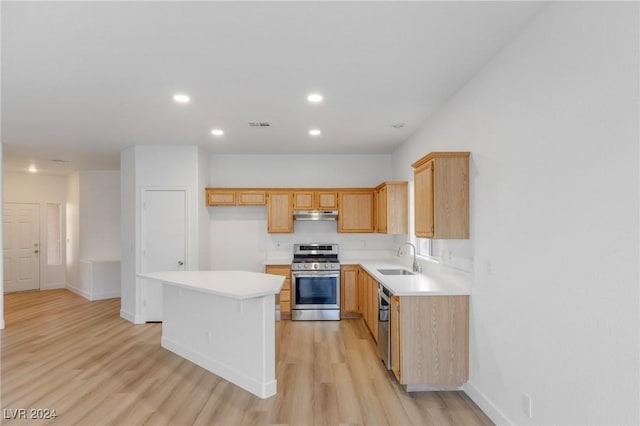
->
[293,210,339,221]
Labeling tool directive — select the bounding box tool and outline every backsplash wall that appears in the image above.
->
[208,153,401,271]
[209,206,405,272]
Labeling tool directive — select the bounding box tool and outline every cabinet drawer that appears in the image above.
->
[280,290,291,313]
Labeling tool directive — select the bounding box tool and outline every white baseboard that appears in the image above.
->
[162,336,277,399]
[40,282,66,290]
[91,291,121,301]
[120,309,146,324]
[66,285,91,300]
[66,285,120,302]
[463,381,512,425]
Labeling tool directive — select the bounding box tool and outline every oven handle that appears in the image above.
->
[291,272,340,278]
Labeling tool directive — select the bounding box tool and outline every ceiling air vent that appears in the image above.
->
[248,121,271,127]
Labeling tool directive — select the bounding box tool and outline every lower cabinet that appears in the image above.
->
[340,265,359,316]
[358,268,378,342]
[391,295,469,388]
[265,265,291,316]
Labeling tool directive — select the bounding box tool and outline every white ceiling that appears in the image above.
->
[1,1,545,174]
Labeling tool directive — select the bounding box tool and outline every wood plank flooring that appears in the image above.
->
[1,290,493,425]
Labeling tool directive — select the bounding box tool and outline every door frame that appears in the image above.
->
[137,186,190,320]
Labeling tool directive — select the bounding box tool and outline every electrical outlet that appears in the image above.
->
[206,331,212,345]
[522,393,532,418]
[487,260,493,275]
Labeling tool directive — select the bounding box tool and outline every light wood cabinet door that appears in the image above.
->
[391,295,401,381]
[359,270,378,341]
[368,274,378,341]
[395,295,469,387]
[358,266,367,316]
[237,190,266,205]
[338,191,374,233]
[292,191,314,209]
[376,186,387,233]
[414,160,435,238]
[412,152,469,239]
[340,265,359,314]
[382,182,408,234]
[293,191,338,210]
[267,192,293,233]
[206,189,266,206]
[206,189,236,206]
[316,191,338,209]
[265,265,291,314]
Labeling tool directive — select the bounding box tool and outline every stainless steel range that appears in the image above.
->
[291,244,340,321]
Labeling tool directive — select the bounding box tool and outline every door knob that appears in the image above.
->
[34,250,39,254]
[177,261,184,266]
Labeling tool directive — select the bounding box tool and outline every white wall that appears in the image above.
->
[66,173,80,290]
[209,154,392,187]
[392,3,639,424]
[78,171,120,261]
[65,170,121,298]
[208,154,402,271]
[120,145,208,323]
[198,147,211,270]
[4,171,68,289]
[1,146,4,329]
[120,148,137,321]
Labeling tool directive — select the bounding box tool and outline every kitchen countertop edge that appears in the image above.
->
[138,270,285,300]
[351,260,471,297]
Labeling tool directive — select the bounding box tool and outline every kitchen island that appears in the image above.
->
[138,270,285,399]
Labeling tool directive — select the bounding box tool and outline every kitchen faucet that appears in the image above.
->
[397,242,420,273]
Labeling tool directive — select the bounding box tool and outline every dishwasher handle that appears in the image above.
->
[378,283,391,304]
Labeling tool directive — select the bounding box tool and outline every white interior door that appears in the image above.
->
[141,189,186,322]
[4,203,40,293]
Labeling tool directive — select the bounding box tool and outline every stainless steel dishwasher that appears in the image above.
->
[377,282,392,369]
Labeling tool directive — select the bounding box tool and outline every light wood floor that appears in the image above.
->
[1,290,493,425]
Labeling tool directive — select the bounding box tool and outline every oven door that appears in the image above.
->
[291,271,340,310]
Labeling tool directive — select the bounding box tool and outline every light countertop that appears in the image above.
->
[264,255,470,296]
[138,270,285,300]
[346,260,471,296]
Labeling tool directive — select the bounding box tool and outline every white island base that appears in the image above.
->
[138,271,284,399]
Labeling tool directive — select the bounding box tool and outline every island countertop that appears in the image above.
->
[138,270,285,300]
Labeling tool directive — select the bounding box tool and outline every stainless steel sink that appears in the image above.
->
[377,268,415,276]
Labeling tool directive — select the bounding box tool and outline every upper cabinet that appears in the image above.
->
[338,190,375,233]
[206,188,266,206]
[375,182,408,234]
[267,191,293,233]
[412,152,470,239]
[206,183,408,235]
[292,190,338,210]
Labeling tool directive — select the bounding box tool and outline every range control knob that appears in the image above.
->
[313,263,319,270]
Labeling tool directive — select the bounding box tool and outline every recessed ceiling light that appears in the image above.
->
[309,129,321,136]
[307,94,323,103]
[210,129,224,136]
[173,94,191,103]
[28,165,38,173]
[391,122,406,128]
